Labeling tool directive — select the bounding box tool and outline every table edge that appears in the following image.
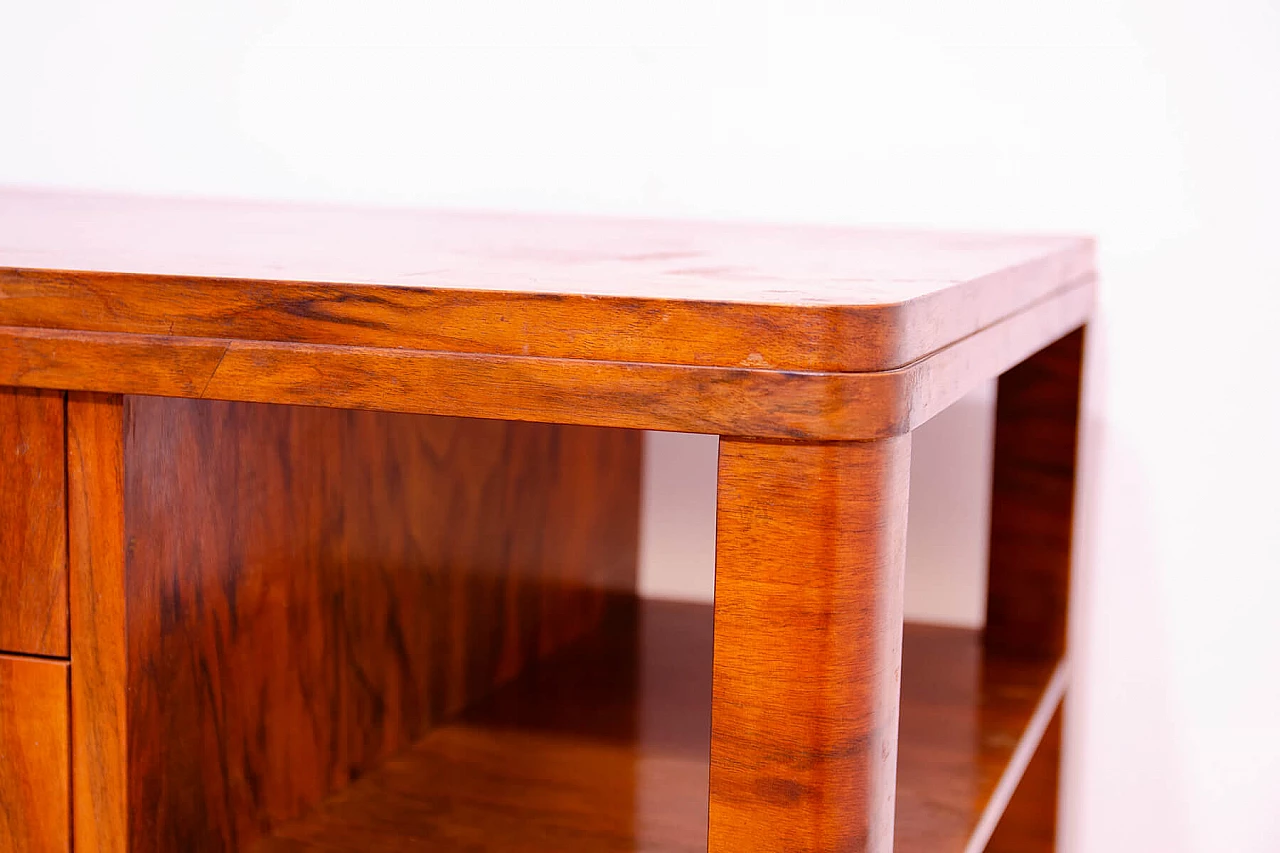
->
[0,276,1094,440]
[0,235,1093,372]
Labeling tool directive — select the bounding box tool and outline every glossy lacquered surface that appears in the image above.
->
[711,437,911,852]
[896,626,1064,852]
[67,393,128,853]
[250,600,1062,852]
[0,280,1091,441]
[0,189,1095,442]
[0,189,1092,852]
[0,653,70,852]
[0,188,1091,372]
[986,708,1063,853]
[66,396,641,853]
[0,387,66,657]
[986,328,1084,661]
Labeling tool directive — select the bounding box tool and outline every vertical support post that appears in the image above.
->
[709,436,911,852]
[67,392,128,853]
[986,326,1085,660]
[984,326,1086,852]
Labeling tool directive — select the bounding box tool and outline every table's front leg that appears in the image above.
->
[709,436,911,853]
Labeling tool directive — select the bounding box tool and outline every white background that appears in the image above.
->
[3,2,1279,850]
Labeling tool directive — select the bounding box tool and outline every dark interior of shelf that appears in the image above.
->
[253,598,1062,852]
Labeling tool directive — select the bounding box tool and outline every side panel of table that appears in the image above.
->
[67,394,643,853]
[0,654,70,852]
[0,387,67,657]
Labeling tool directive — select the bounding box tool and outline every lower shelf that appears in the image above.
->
[254,599,1063,852]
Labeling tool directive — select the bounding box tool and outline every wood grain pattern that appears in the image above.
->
[255,597,710,853]
[709,438,911,852]
[3,189,1095,852]
[0,653,70,853]
[0,188,1093,372]
[0,279,1092,441]
[986,327,1086,660]
[984,707,1063,853]
[250,601,1062,853]
[0,327,231,397]
[67,393,129,853]
[0,387,67,657]
[67,396,641,853]
[894,627,1061,853]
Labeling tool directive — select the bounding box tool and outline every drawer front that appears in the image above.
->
[0,655,70,852]
[0,388,67,657]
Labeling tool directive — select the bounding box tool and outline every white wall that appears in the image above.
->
[4,2,1279,850]
[639,386,997,632]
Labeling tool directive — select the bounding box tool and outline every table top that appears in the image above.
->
[0,187,1094,439]
[0,188,1092,373]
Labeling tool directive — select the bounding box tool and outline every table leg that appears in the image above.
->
[984,326,1086,852]
[986,325,1085,660]
[709,436,911,853]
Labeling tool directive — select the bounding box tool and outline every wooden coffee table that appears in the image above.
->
[0,188,1091,852]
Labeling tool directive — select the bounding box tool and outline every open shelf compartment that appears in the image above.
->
[253,598,1064,852]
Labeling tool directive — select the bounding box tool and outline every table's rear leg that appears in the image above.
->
[984,326,1086,852]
